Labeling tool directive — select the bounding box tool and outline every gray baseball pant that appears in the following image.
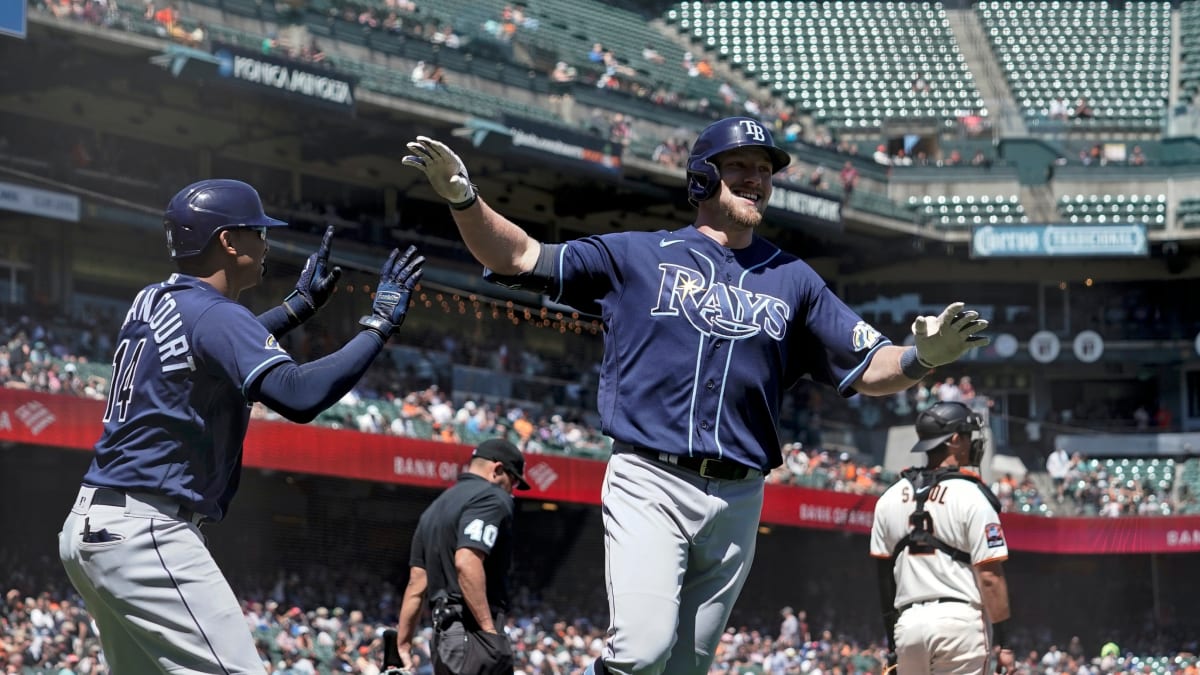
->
[59,485,265,674]
[600,451,764,675]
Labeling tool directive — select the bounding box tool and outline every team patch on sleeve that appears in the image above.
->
[985,522,1006,548]
[851,321,883,352]
[264,335,285,352]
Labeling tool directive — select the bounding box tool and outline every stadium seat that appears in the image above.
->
[669,1,984,130]
[1058,193,1167,228]
[905,194,1027,228]
[977,0,1170,132]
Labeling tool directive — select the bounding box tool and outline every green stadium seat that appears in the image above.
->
[977,0,1170,131]
[670,1,983,131]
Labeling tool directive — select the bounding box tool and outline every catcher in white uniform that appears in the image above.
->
[870,401,1015,675]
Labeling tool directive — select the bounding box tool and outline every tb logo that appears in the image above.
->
[739,120,766,142]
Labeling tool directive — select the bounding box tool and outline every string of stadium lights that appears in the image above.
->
[338,281,604,336]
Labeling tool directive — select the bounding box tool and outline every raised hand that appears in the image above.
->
[402,136,477,209]
[359,246,425,340]
[912,302,991,367]
[284,225,343,322]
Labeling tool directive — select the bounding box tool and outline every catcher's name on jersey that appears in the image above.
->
[870,473,1007,608]
[121,284,196,374]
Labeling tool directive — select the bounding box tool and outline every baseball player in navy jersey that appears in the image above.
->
[403,117,991,675]
[870,401,1015,675]
[58,178,424,674]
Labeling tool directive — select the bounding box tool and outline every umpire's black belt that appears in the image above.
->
[614,442,763,481]
[91,487,207,527]
[899,597,971,614]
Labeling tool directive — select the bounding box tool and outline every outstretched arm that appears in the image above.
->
[403,137,540,275]
[251,246,423,423]
[855,302,990,396]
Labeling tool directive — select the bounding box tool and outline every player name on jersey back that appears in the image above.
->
[122,285,196,374]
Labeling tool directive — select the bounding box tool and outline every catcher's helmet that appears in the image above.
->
[686,116,791,205]
[911,401,983,454]
[163,179,286,259]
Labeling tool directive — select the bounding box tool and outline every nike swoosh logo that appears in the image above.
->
[660,239,685,247]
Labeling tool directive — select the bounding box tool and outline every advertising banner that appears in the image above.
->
[971,224,1148,258]
[204,42,357,113]
[767,183,843,230]
[470,117,622,176]
[5,389,1198,554]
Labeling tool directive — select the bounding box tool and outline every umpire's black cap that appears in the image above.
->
[472,438,531,490]
[911,401,982,453]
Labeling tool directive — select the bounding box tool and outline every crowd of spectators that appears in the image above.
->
[4,550,1199,675]
[7,309,1200,518]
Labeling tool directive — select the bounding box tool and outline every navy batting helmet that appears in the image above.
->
[163,179,287,259]
[686,116,791,206]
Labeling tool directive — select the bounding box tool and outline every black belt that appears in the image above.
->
[615,442,762,481]
[91,488,207,526]
[899,597,971,614]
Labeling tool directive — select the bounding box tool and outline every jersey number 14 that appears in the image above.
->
[103,338,147,424]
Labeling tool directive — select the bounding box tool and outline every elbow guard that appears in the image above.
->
[483,243,564,294]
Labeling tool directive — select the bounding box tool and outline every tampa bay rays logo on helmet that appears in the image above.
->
[650,262,789,340]
[738,119,766,142]
[686,116,791,206]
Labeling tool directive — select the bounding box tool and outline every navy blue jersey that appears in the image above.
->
[83,273,293,521]
[548,225,890,471]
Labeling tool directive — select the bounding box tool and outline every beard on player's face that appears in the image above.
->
[717,182,767,230]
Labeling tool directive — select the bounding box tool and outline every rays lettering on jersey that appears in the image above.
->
[123,286,196,373]
[650,263,789,340]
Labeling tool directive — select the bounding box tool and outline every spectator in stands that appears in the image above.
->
[914,150,930,166]
[1049,96,1070,121]
[910,72,931,94]
[588,42,605,63]
[1046,446,1071,503]
[807,166,828,191]
[873,144,891,166]
[1155,405,1173,430]
[934,376,961,402]
[411,61,435,89]
[683,51,699,77]
[430,24,460,49]
[718,81,738,111]
[839,161,859,201]
[550,61,576,98]
[1130,145,1147,166]
[642,43,665,65]
[1073,97,1095,119]
[944,149,962,166]
[957,375,976,403]
[971,150,992,168]
[1134,405,1151,430]
[427,65,447,91]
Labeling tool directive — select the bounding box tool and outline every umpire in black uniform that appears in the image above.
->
[393,438,529,675]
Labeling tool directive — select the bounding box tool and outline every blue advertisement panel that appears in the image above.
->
[970,223,1148,258]
[0,0,26,38]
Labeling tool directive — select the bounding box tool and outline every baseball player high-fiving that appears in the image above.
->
[871,401,1015,675]
[59,179,424,674]
[404,118,991,675]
